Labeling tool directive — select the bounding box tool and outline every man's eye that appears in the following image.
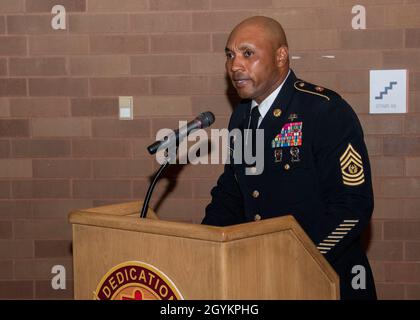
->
[226,52,234,59]
[244,50,253,57]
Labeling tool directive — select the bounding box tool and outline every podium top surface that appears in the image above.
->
[69,201,304,243]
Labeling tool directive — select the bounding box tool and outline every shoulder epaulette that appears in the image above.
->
[294,80,334,101]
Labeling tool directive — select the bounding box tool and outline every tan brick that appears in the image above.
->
[31,199,93,219]
[373,199,403,219]
[133,178,193,200]
[341,93,369,115]
[0,0,24,13]
[0,79,27,97]
[212,33,229,52]
[12,180,70,199]
[340,29,403,50]
[130,13,191,33]
[287,29,339,51]
[212,0,271,9]
[385,262,420,282]
[410,91,420,113]
[381,178,420,198]
[403,199,420,219]
[385,5,420,27]
[92,119,150,138]
[0,261,13,279]
[154,199,197,223]
[0,58,6,76]
[9,57,66,76]
[209,74,237,96]
[405,114,420,134]
[34,240,72,258]
[90,35,149,54]
[92,159,153,178]
[366,241,403,261]
[368,220,384,242]
[0,36,26,56]
[71,98,118,117]
[0,240,34,258]
[26,0,86,12]
[29,78,88,97]
[384,137,420,156]
[191,54,225,74]
[87,0,148,12]
[151,34,211,53]
[405,242,420,261]
[15,258,73,280]
[133,96,193,117]
[31,118,91,137]
[0,98,10,117]
[0,201,33,219]
[150,0,209,10]
[383,50,420,71]
[29,35,89,55]
[406,157,420,176]
[0,182,10,199]
[376,283,405,300]
[90,77,149,96]
[10,98,70,117]
[406,29,420,48]
[191,95,238,117]
[35,280,74,299]
[192,179,216,198]
[131,55,191,75]
[33,159,91,178]
[14,219,72,240]
[69,56,129,76]
[412,72,420,91]
[0,221,12,239]
[406,284,420,299]
[152,76,209,95]
[384,221,420,240]
[69,14,128,33]
[11,139,71,158]
[7,15,65,35]
[72,180,132,199]
[0,159,32,178]
[0,140,10,158]
[72,139,131,158]
[0,281,33,299]
[192,11,255,32]
[133,138,155,159]
[0,119,29,137]
[359,115,403,135]
[370,156,404,177]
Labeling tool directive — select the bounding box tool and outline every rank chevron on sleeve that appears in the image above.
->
[340,143,365,186]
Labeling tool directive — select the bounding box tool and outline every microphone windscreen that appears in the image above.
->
[197,111,215,128]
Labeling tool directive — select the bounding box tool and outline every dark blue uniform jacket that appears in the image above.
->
[202,70,377,300]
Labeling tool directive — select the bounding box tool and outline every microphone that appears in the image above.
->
[147,111,215,155]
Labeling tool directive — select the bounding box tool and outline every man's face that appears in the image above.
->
[225,26,282,104]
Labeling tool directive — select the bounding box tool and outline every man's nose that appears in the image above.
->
[230,55,244,72]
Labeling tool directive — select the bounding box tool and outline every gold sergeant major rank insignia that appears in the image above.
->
[340,143,365,186]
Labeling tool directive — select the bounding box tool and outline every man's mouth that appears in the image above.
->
[233,78,251,88]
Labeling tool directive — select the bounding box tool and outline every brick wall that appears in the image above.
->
[0,0,419,299]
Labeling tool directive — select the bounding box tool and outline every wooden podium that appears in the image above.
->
[69,201,339,300]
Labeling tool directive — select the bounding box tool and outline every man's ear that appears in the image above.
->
[276,46,289,67]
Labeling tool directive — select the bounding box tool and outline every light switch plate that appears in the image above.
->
[119,96,133,120]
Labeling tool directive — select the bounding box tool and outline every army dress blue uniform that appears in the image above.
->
[202,70,377,300]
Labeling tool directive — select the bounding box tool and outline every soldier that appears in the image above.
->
[201,16,377,299]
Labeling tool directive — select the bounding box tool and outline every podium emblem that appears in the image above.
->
[94,261,184,300]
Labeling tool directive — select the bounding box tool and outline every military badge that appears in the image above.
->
[273,108,282,117]
[288,113,298,121]
[340,143,365,186]
[274,148,282,163]
[271,122,303,148]
[290,147,300,162]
